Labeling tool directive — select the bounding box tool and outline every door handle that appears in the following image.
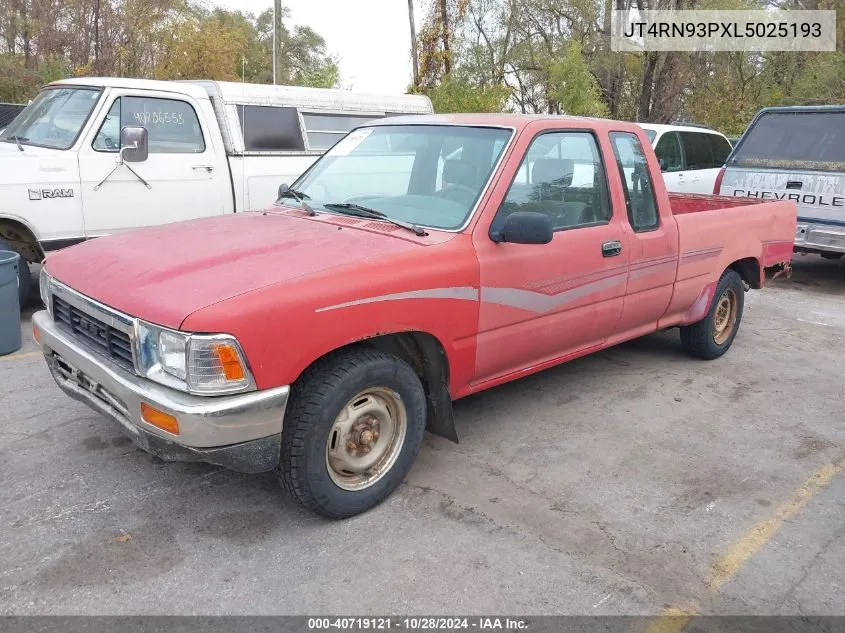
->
[192,165,214,173]
[602,240,623,257]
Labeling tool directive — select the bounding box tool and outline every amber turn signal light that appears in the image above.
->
[212,342,246,381]
[140,402,179,435]
[32,322,41,345]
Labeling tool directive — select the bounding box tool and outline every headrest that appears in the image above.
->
[531,159,574,187]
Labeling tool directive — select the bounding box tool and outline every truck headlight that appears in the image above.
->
[39,266,51,312]
[135,321,253,395]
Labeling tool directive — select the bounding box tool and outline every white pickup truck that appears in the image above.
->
[0,78,432,302]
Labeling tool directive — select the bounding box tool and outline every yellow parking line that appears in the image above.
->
[648,459,843,630]
[710,458,844,590]
[0,350,41,362]
[643,606,697,633]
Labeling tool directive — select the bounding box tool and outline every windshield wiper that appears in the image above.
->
[323,202,428,237]
[1,135,26,151]
[277,186,316,216]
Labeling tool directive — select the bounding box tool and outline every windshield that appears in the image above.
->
[729,111,845,171]
[0,87,102,150]
[289,124,512,230]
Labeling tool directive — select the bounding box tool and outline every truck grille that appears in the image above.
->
[52,295,135,372]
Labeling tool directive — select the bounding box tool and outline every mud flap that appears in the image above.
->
[426,381,459,443]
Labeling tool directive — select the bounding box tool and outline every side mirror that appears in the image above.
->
[277,183,290,201]
[120,126,148,163]
[658,158,667,171]
[490,211,553,245]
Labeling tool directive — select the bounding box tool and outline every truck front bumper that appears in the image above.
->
[795,222,845,254]
[33,310,289,474]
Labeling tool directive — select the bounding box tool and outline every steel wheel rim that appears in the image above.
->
[326,387,407,491]
[712,288,738,345]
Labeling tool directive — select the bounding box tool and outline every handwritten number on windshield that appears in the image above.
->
[132,112,185,126]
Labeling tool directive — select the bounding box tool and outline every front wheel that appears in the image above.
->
[680,269,745,360]
[278,348,426,518]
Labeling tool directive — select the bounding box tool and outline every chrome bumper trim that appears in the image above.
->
[795,222,845,254]
[34,310,289,451]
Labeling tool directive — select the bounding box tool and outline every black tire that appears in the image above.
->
[278,348,427,519]
[680,269,744,360]
[0,239,30,306]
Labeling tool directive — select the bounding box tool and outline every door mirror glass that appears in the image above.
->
[120,125,148,163]
[658,157,667,171]
[491,211,553,245]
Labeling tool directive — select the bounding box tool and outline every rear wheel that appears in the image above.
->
[278,348,426,518]
[0,239,30,306]
[680,269,744,360]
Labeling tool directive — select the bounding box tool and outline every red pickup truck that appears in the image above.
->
[34,114,796,518]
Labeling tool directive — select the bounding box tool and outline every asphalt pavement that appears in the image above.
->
[1,256,843,615]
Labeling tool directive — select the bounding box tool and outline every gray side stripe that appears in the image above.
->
[481,273,627,314]
[316,286,479,313]
[317,269,635,315]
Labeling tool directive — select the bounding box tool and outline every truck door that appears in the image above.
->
[77,90,229,236]
[472,129,629,384]
[608,132,678,337]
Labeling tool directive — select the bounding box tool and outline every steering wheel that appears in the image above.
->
[435,184,476,206]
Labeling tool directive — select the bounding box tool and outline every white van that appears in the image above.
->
[0,78,432,301]
[639,123,733,195]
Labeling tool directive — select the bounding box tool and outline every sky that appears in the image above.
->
[212,0,424,94]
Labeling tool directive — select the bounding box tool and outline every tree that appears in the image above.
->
[427,73,510,112]
[0,0,340,102]
[547,42,608,117]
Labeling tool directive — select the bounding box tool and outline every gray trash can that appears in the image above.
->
[0,250,22,356]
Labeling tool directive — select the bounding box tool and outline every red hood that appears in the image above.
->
[45,211,442,329]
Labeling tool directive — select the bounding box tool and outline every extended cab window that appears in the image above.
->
[236,105,305,151]
[92,96,205,153]
[609,132,659,232]
[497,131,611,231]
[654,132,683,172]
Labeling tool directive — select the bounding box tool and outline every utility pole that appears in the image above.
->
[273,0,282,85]
[408,0,419,89]
[440,0,450,75]
[94,0,100,74]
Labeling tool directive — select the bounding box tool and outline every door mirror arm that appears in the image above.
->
[94,127,152,191]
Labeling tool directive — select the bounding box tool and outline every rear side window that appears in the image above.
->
[93,96,205,153]
[654,132,683,172]
[729,111,845,171]
[302,113,381,150]
[679,132,715,170]
[709,134,732,167]
[236,105,305,152]
[609,132,659,232]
